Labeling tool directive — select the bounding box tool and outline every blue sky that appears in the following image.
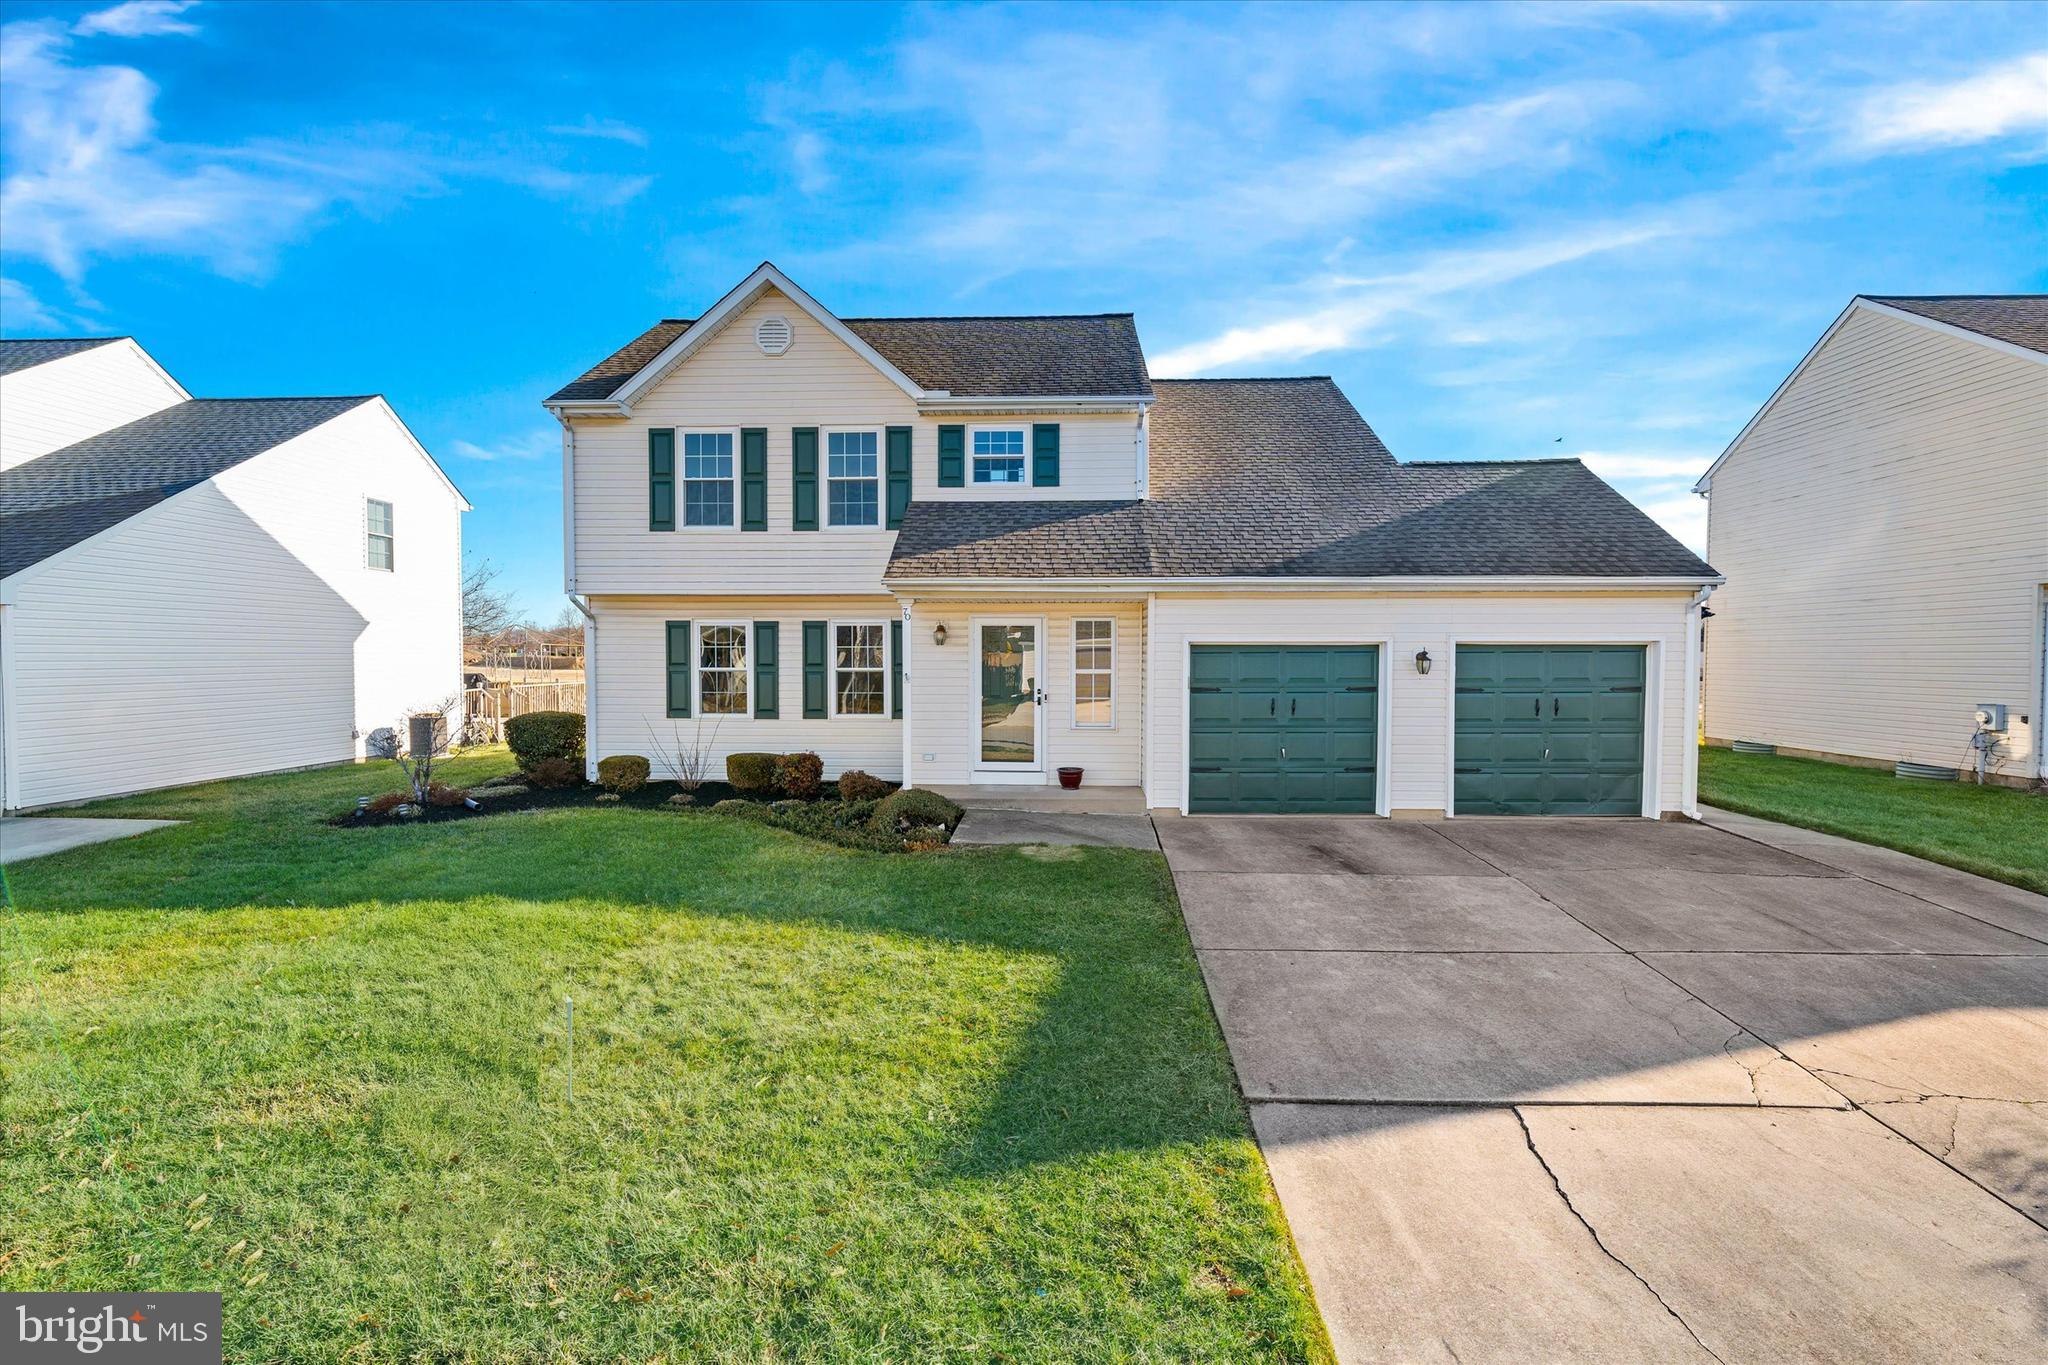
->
[3,0,2043,617]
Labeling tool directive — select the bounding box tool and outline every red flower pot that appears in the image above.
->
[1057,766,1084,789]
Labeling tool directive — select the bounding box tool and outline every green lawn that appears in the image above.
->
[1,754,1327,1363]
[1698,746,2048,894]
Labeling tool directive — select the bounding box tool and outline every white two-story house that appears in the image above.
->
[1,336,467,811]
[547,263,1720,817]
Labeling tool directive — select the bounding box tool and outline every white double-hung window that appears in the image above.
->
[971,427,1027,485]
[833,622,887,716]
[697,623,749,715]
[826,430,879,526]
[682,432,735,527]
[1073,619,1114,727]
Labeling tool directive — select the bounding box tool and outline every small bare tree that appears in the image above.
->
[393,695,459,808]
[647,716,720,795]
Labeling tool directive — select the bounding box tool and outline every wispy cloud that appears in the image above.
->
[0,13,653,284]
[1150,217,1687,374]
[1634,492,1707,551]
[449,429,557,464]
[1569,450,1713,481]
[0,275,70,331]
[546,115,649,148]
[72,1,198,39]
[1846,51,2048,153]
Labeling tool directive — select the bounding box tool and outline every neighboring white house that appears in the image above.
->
[1695,295,2048,787]
[546,263,1720,818]
[0,337,469,811]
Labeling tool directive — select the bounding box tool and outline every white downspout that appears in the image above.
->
[0,602,17,813]
[566,592,597,781]
[1681,583,1714,818]
[898,596,915,789]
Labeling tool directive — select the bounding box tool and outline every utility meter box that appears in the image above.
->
[1975,703,2008,732]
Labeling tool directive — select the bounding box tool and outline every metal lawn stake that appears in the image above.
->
[565,996,574,1105]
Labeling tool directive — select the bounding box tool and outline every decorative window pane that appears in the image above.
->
[698,624,748,715]
[1073,619,1113,727]
[972,428,1027,484]
[826,431,879,526]
[365,499,395,571]
[834,622,886,715]
[682,432,734,527]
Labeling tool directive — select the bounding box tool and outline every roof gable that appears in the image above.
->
[0,337,126,377]
[546,263,1154,408]
[1695,294,2048,493]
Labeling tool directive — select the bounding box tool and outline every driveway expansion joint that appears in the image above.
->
[1511,1107,1726,1365]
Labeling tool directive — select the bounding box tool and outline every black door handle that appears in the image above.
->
[1532,697,1540,718]
[1269,698,1276,716]
[1553,697,1559,717]
[1290,697,1297,716]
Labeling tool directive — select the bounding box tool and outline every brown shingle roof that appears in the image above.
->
[887,378,1716,581]
[548,313,1152,403]
[1864,295,2048,355]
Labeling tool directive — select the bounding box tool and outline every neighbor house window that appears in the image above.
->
[833,622,886,716]
[698,623,748,715]
[1073,619,1113,727]
[972,428,1027,484]
[826,430,879,526]
[682,432,735,527]
[365,499,394,570]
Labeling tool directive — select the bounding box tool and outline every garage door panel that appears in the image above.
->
[1188,645,1379,814]
[1454,645,1645,817]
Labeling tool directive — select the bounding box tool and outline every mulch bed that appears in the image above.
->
[333,779,773,828]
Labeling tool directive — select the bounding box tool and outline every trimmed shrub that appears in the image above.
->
[833,799,879,827]
[776,751,824,800]
[835,769,891,802]
[507,711,584,775]
[902,824,950,851]
[726,752,780,795]
[597,755,651,794]
[524,756,581,789]
[872,788,964,834]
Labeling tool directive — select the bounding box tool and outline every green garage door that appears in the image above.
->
[1188,646,1378,813]
[1454,646,1646,816]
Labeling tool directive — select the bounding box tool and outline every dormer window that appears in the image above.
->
[971,427,1027,484]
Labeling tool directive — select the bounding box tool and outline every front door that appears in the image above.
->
[975,621,1043,778]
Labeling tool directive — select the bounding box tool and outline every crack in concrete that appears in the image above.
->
[1512,1107,1725,1364]
[1718,1027,1766,1105]
[1807,1066,2036,1107]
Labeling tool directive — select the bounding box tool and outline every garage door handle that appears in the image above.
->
[1290,698,1297,716]
[1533,698,1540,717]
[1553,697,1559,717]
[1270,699,1276,716]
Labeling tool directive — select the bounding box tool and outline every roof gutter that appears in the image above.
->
[915,394,1155,413]
[881,573,1725,596]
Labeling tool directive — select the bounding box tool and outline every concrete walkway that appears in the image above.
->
[941,783,1160,849]
[1158,811,2048,1363]
[0,816,179,864]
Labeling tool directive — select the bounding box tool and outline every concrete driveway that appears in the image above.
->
[1157,810,2048,1363]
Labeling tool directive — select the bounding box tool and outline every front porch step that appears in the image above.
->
[923,783,1148,816]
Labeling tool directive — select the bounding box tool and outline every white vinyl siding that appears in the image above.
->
[902,601,1146,787]
[565,289,1147,596]
[587,595,902,780]
[1702,306,2048,779]
[2,400,464,810]
[1144,592,1696,816]
[0,340,186,470]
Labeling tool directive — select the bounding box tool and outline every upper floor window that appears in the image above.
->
[682,432,735,527]
[833,622,886,716]
[365,499,394,571]
[972,428,1027,485]
[698,623,749,715]
[827,430,879,526]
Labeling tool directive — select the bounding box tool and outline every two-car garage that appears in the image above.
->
[1183,641,1651,817]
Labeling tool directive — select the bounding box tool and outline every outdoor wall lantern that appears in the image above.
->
[1415,649,1432,675]
[933,622,949,647]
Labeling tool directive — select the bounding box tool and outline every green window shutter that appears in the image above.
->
[791,427,819,531]
[1032,423,1060,487]
[649,429,676,531]
[802,620,828,718]
[885,425,912,529]
[665,620,692,717]
[890,619,903,719]
[753,620,779,718]
[937,424,965,487]
[740,428,768,531]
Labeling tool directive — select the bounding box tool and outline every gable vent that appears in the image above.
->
[754,316,794,356]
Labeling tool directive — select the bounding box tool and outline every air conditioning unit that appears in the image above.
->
[1975,703,2008,732]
